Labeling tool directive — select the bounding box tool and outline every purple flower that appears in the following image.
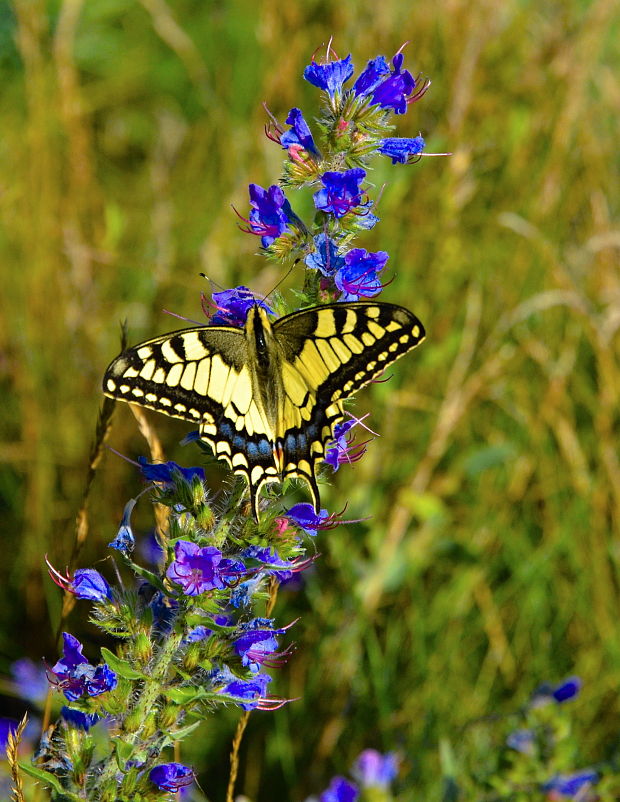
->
[166,540,244,596]
[109,498,136,554]
[286,503,330,537]
[506,728,536,755]
[335,248,388,301]
[304,234,345,276]
[378,136,425,164]
[542,770,599,798]
[210,664,272,710]
[50,633,117,702]
[210,285,273,327]
[353,56,391,97]
[233,621,286,672]
[304,54,354,97]
[351,749,398,789]
[532,676,582,707]
[313,169,366,218]
[281,108,318,155]
[60,707,100,731]
[319,776,359,802]
[325,420,368,472]
[149,762,195,793]
[245,183,294,248]
[369,52,417,114]
[11,658,48,704]
[137,456,205,485]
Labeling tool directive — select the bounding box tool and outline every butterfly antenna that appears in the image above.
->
[199,272,227,294]
[264,259,299,304]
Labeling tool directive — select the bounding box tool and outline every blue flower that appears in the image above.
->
[304,54,354,97]
[506,728,536,755]
[242,545,300,582]
[0,719,18,750]
[233,622,285,672]
[304,234,345,277]
[50,633,117,702]
[352,749,398,789]
[230,576,263,608]
[210,285,273,327]
[71,569,112,602]
[210,664,272,710]
[378,136,425,164]
[286,503,330,536]
[139,531,164,565]
[281,108,319,155]
[532,676,582,707]
[60,707,100,731]
[148,590,179,635]
[335,248,388,301]
[353,56,391,98]
[325,420,368,472]
[542,770,599,798]
[11,658,48,704]
[319,776,359,802]
[137,456,205,485]
[166,540,244,596]
[351,208,379,231]
[369,52,417,114]
[109,498,136,554]
[313,169,366,218]
[246,183,294,248]
[149,763,195,793]
[46,560,113,603]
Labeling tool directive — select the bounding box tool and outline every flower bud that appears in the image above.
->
[134,632,152,664]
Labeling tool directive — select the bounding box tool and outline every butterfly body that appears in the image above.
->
[103,302,425,520]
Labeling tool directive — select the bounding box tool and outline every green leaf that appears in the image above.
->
[166,686,207,704]
[118,560,168,593]
[114,738,134,769]
[167,720,202,740]
[19,762,78,798]
[100,647,148,680]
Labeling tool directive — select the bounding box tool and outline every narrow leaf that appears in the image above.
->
[100,648,148,680]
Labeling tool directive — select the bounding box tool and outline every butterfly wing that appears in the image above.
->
[103,302,425,521]
[103,325,281,513]
[272,301,426,509]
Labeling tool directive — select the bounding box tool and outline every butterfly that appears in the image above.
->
[103,301,425,520]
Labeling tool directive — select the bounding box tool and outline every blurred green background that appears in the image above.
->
[1,0,619,799]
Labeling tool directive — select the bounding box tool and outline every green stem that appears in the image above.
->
[92,630,184,798]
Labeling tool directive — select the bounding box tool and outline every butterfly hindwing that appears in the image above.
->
[103,301,425,520]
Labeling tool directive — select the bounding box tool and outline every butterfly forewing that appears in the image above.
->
[103,325,279,509]
[273,302,426,405]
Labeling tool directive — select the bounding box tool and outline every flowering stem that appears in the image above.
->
[226,579,280,802]
[94,630,184,798]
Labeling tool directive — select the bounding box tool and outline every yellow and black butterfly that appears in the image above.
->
[103,302,425,520]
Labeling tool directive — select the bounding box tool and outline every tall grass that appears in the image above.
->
[0,0,618,798]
